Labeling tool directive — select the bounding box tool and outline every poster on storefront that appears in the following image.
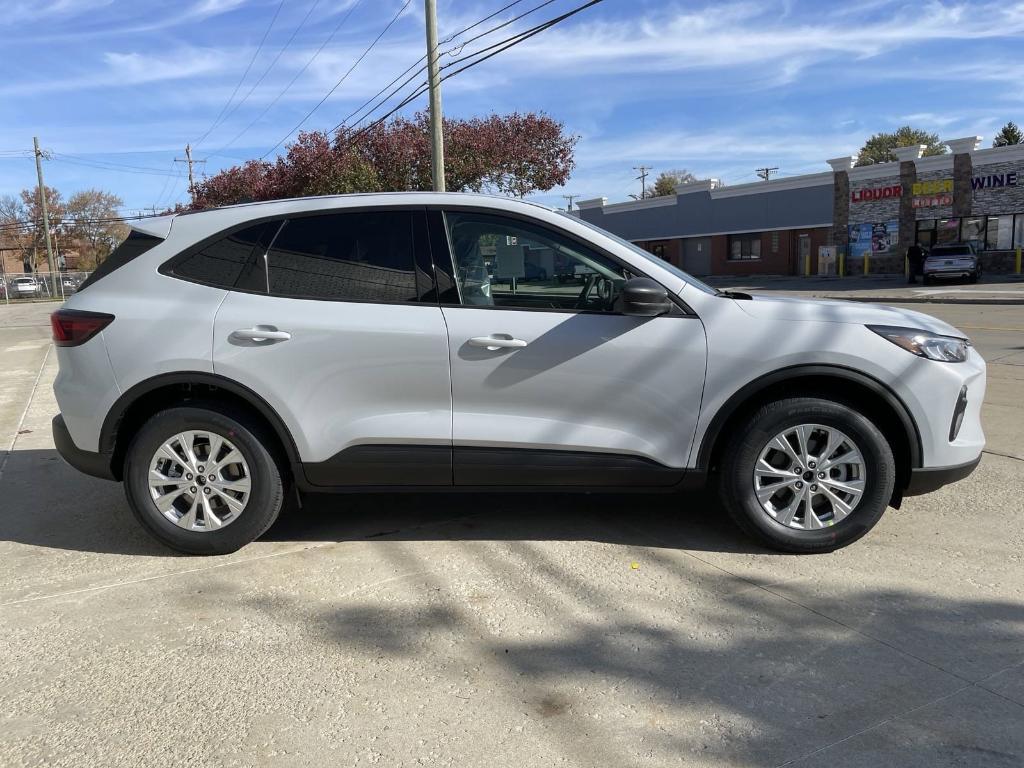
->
[849,220,898,259]
[872,220,899,252]
[848,223,873,260]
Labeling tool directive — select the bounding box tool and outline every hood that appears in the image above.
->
[736,295,966,337]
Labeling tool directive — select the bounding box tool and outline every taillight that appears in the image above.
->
[51,309,114,347]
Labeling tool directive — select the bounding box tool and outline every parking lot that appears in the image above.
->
[1,299,1022,767]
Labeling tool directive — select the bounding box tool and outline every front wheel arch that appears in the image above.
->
[697,367,920,500]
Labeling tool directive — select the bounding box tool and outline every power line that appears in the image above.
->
[756,166,779,181]
[333,0,554,135]
[212,0,365,155]
[344,0,604,146]
[49,154,182,177]
[192,0,286,147]
[199,0,327,151]
[259,0,414,160]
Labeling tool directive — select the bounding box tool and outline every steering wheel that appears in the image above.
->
[573,275,615,311]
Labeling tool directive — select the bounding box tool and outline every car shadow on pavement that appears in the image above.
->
[0,449,773,557]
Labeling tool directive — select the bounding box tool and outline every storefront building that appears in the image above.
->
[575,137,1024,275]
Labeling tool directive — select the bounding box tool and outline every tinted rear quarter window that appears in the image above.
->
[77,230,163,291]
[171,223,269,289]
[267,211,418,302]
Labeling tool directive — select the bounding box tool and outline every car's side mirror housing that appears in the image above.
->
[621,277,673,316]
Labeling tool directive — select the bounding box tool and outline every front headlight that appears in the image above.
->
[868,325,970,362]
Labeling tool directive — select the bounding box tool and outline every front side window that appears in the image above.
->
[961,216,986,247]
[444,211,630,312]
[266,211,418,302]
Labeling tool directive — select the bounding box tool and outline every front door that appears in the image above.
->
[212,208,453,487]
[433,209,707,486]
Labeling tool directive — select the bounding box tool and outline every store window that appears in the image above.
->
[916,219,937,248]
[936,218,961,245]
[651,243,667,261]
[728,233,761,260]
[986,216,1014,250]
[962,217,986,248]
[1015,215,1024,250]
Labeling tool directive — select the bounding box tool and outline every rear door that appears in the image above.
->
[211,208,453,487]
[431,209,708,486]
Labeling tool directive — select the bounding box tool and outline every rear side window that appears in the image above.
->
[170,223,268,289]
[77,230,162,291]
[266,211,418,302]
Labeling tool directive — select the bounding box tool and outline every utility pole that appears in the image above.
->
[633,166,652,199]
[756,166,779,182]
[424,0,446,192]
[561,194,579,211]
[175,144,206,202]
[33,137,58,297]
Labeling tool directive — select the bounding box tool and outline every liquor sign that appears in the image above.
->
[851,184,902,203]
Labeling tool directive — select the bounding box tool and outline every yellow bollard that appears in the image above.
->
[804,251,811,277]
[904,255,909,280]
[839,252,845,277]
[1017,246,1022,275]
[864,252,870,275]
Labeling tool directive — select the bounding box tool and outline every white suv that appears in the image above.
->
[51,193,985,555]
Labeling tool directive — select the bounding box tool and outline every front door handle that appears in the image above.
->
[468,335,528,351]
[231,326,291,342]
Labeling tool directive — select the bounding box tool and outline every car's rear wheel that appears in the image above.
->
[718,397,896,553]
[124,406,284,555]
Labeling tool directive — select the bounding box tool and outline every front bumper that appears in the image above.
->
[905,456,981,496]
[52,414,115,481]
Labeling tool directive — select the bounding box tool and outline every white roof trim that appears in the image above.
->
[847,161,902,181]
[601,195,677,214]
[913,154,955,173]
[710,172,833,198]
[972,144,1024,165]
[632,223,832,240]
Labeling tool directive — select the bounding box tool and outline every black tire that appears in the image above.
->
[718,397,896,554]
[124,406,284,555]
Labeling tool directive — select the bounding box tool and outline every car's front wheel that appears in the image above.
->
[124,406,284,555]
[718,397,895,553]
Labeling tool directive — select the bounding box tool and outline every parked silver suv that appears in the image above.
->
[924,243,982,284]
[52,194,985,555]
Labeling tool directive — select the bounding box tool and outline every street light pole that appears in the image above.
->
[424,0,446,192]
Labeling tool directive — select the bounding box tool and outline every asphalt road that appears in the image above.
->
[1,300,1022,768]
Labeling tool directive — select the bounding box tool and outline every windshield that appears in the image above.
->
[568,215,718,294]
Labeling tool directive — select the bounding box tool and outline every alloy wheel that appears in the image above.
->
[753,423,866,530]
[148,430,251,531]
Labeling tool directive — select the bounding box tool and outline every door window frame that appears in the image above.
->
[424,206,694,317]
[160,205,437,305]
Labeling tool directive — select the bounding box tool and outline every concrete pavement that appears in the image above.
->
[1,301,1022,767]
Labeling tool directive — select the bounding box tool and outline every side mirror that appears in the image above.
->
[621,277,673,316]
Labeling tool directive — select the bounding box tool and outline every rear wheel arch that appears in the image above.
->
[102,372,300,482]
[697,365,922,494]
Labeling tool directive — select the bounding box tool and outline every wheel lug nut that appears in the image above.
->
[189,486,197,493]
[795,482,803,489]
[209,474,216,481]
[810,484,818,492]
[795,467,802,474]
[818,472,825,479]
[808,461,816,469]
[203,487,211,495]
[197,466,205,473]
[186,473,193,480]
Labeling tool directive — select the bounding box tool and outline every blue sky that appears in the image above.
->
[2,0,1023,213]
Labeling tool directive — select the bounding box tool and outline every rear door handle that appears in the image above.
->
[231,326,291,342]
[468,335,528,351]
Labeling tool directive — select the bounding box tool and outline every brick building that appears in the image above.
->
[575,136,1024,275]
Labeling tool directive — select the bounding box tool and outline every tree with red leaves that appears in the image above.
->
[191,112,576,209]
